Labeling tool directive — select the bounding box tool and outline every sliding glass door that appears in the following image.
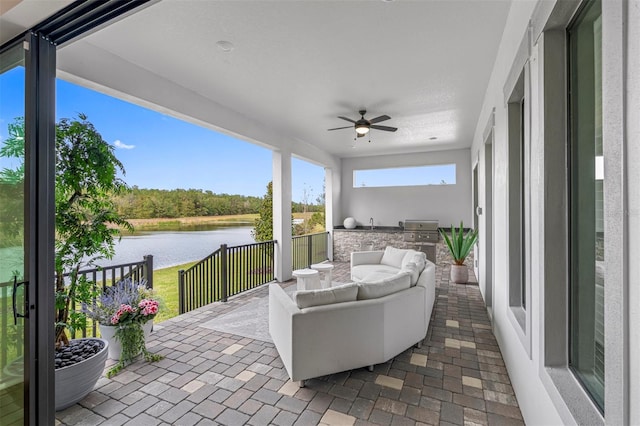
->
[0,42,27,426]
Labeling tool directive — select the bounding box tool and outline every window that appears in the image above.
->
[507,69,529,328]
[353,164,456,188]
[568,0,604,412]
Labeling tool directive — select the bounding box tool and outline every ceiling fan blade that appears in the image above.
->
[327,126,353,131]
[371,125,398,132]
[337,116,356,124]
[369,115,391,124]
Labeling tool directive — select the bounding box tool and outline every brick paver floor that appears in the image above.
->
[56,263,524,425]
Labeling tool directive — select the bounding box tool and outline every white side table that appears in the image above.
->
[310,263,335,289]
[292,268,321,291]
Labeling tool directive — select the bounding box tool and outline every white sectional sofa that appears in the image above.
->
[269,247,436,385]
[351,247,427,282]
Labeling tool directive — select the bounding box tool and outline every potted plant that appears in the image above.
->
[439,221,478,284]
[1,115,134,409]
[51,114,138,407]
[84,278,162,377]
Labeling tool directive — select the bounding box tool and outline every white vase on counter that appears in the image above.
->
[343,217,357,229]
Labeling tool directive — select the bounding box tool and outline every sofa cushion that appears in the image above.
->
[401,250,427,273]
[357,272,411,300]
[380,246,410,268]
[400,262,420,286]
[294,283,359,309]
[351,264,400,281]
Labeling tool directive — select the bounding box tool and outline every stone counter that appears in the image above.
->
[333,226,403,233]
[332,227,474,268]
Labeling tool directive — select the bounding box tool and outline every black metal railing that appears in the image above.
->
[292,232,330,270]
[178,241,275,314]
[65,255,154,338]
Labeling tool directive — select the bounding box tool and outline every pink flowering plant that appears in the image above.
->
[83,278,162,377]
[83,278,159,326]
[110,298,159,325]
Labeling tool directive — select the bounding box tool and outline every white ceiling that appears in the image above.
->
[0,0,74,44]
[4,0,512,160]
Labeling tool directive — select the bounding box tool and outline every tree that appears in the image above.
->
[0,117,25,184]
[251,181,298,241]
[0,117,25,250]
[252,181,273,242]
[316,181,326,207]
[0,115,133,346]
[54,114,133,345]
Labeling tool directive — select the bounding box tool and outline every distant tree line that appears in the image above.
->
[111,187,262,218]
[111,186,324,219]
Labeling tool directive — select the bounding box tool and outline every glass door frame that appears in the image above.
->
[23,31,57,425]
[0,32,58,425]
[1,2,154,423]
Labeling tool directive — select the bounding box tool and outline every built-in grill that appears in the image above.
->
[403,220,439,242]
[403,220,439,263]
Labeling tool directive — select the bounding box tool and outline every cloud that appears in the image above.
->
[114,140,135,150]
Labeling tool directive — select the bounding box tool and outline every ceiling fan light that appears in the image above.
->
[355,125,370,135]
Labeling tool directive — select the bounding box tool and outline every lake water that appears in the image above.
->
[95,225,255,270]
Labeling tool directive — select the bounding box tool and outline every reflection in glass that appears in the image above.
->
[0,43,26,425]
[568,0,604,412]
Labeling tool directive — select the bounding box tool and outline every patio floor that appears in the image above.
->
[56,263,524,426]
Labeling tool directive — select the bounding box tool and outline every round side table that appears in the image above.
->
[292,268,321,291]
[310,263,335,289]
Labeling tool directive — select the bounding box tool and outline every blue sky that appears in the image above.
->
[0,67,324,202]
[354,164,456,187]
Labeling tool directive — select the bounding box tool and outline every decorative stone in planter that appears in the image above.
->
[100,320,153,360]
[54,338,108,411]
[450,264,469,284]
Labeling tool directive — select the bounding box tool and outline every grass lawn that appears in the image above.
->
[123,212,315,232]
[152,261,196,323]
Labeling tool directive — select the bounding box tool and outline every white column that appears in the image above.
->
[324,166,340,261]
[273,150,293,282]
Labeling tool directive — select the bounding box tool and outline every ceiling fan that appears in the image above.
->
[328,110,398,138]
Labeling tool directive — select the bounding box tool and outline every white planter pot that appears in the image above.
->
[450,264,469,284]
[100,321,153,360]
[55,338,108,411]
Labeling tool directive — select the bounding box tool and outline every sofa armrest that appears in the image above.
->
[416,260,436,330]
[351,250,384,267]
[269,284,299,379]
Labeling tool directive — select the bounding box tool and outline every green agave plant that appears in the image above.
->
[439,222,478,265]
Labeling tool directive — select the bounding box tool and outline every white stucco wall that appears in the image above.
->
[470,1,639,425]
[339,149,472,228]
[628,4,640,424]
[470,2,567,426]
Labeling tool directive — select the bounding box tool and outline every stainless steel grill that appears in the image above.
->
[403,220,439,242]
[403,220,439,263]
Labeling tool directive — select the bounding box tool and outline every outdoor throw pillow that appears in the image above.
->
[294,283,359,309]
[400,262,420,286]
[357,272,411,300]
[402,251,426,273]
[380,246,409,268]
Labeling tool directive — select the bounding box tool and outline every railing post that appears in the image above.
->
[178,269,185,314]
[307,234,313,268]
[144,255,154,289]
[221,244,228,302]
